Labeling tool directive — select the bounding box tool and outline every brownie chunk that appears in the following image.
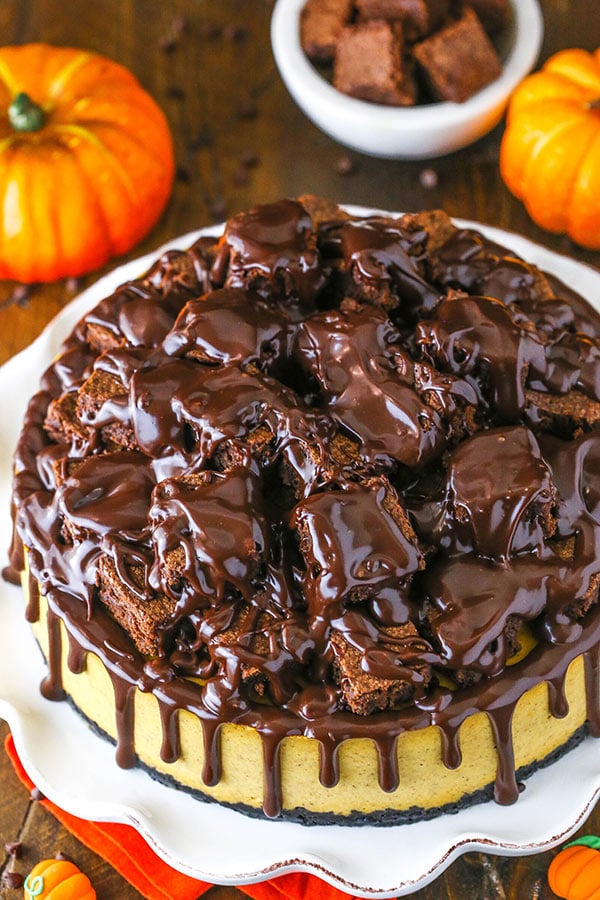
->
[326,215,440,316]
[144,238,219,297]
[464,0,510,35]
[301,0,353,64]
[298,194,351,229]
[334,21,417,106]
[210,604,272,696]
[44,391,90,449]
[97,555,176,657]
[525,388,600,435]
[413,7,502,102]
[149,469,270,606]
[331,622,432,714]
[445,427,556,559]
[81,284,181,353]
[163,287,290,374]
[403,208,456,254]
[76,368,136,451]
[292,477,424,610]
[216,199,326,311]
[356,0,449,41]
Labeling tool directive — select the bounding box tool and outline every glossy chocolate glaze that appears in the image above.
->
[7,199,600,821]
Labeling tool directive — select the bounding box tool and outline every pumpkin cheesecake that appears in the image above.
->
[7,197,600,823]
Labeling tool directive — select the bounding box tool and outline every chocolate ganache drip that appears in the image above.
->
[7,197,600,820]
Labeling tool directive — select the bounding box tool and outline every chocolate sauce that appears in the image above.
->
[7,199,600,820]
[333,216,440,317]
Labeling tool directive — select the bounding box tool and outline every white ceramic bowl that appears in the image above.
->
[271,0,543,159]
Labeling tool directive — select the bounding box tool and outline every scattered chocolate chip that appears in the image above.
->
[12,284,32,308]
[236,100,257,120]
[172,15,189,36]
[419,167,439,189]
[210,199,228,221]
[223,24,247,41]
[233,168,249,187]
[188,125,213,151]
[240,151,259,169]
[176,164,192,183]
[4,842,22,859]
[199,21,222,40]
[159,15,189,52]
[30,787,45,801]
[2,871,24,889]
[166,84,186,100]
[65,277,81,294]
[335,154,356,176]
[55,851,72,861]
[159,35,178,53]
[518,781,526,794]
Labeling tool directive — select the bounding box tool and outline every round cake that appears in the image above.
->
[7,197,600,824]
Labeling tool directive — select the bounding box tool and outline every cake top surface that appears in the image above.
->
[8,196,600,812]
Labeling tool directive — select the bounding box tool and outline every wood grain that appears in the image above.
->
[1,1,599,898]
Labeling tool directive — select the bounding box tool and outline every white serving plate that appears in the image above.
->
[0,214,599,897]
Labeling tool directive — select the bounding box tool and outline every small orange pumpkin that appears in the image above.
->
[500,47,600,250]
[0,43,174,282]
[23,859,96,899]
[548,835,600,900]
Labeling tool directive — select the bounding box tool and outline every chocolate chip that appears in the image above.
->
[55,851,72,861]
[233,168,249,187]
[241,151,259,169]
[12,284,32,308]
[199,22,222,40]
[166,85,186,100]
[65,277,81,294]
[30,787,45,801]
[419,167,439,189]
[210,199,228,221]
[159,36,178,53]
[2,871,24,888]
[335,154,356,176]
[189,125,213,151]
[4,842,22,859]
[223,24,247,41]
[176,164,192,183]
[159,15,189,53]
[236,100,257,120]
[172,15,189,36]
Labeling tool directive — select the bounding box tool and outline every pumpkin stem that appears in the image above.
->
[564,834,600,851]
[589,98,600,111]
[8,92,46,132]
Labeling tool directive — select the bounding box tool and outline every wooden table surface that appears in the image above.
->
[0,1,599,897]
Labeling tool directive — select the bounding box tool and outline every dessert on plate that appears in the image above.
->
[7,196,600,824]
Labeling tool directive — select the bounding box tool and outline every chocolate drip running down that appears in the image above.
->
[7,197,600,822]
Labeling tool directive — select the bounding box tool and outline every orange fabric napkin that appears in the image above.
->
[5,734,358,900]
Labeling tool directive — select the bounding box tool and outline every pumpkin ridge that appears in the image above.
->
[522,112,592,171]
[0,134,17,154]
[3,147,27,244]
[0,56,20,97]
[567,128,600,248]
[67,115,172,170]
[522,115,599,233]
[54,139,117,263]
[50,123,136,202]
[547,57,600,94]
[47,50,93,102]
